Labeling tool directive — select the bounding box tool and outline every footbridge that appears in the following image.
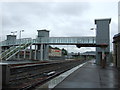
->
[0,36,97,60]
[0,18,111,65]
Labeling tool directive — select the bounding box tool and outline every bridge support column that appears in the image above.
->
[40,44,43,61]
[17,52,20,60]
[43,44,49,60]
[29,45,32,60]
[34,45,37,60]
[24,50,26,59]
[37,44,49,61]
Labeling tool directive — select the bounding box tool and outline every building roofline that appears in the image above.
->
[6,35,16,36]
[113,33,120,38]
[37,29,49,32]
[95,18,111,24]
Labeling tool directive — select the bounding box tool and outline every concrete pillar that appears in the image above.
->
[29,45,32,60]
[17,52,20,60]
[23,50,26,59]
[42,44,49,60]
[37,45,40,60]
[34,45,37,60]
[40,44,43,61]
[37,44,48,61]
[43,44,49,60]
[95,18,111,65]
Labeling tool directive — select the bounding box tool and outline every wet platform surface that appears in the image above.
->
[54,60,119,88]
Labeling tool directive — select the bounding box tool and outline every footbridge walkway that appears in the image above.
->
[0,37,96,46]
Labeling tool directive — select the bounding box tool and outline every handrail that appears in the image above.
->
[0,46,16,57]
[1,45,22,60]
[0,37,96,46]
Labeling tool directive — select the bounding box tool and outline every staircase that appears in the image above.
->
[0,46,16,58]
[0,43,32,61]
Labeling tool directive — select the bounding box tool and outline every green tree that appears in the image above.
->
[62,48,68,55]
[49,46,53,49]
[54,47,60,50]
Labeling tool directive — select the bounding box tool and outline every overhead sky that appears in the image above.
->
[0,0,119,53]
[118,1,120,33]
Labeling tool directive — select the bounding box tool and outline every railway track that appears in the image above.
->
[3,60,87,90]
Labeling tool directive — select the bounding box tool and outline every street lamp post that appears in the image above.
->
[10,31,17,47]
[18,30,24,60]
[19,30,24,45]
[90,28,96,36]
[90,28,96,30]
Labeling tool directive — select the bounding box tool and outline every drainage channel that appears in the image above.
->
[34,61,87,89]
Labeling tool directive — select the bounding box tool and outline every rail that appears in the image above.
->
[2,60,87,89]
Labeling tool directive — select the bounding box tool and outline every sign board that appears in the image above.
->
[49,49,62,57]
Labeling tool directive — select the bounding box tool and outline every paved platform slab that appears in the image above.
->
[54,60,119,88]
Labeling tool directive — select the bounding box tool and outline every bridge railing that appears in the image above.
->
[37,37,96,44]
[0,37,96,46]
[0,38,32,46]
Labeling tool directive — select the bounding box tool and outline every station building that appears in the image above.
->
[113,1,120,69]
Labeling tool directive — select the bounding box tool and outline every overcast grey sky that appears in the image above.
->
[0,0,119,53]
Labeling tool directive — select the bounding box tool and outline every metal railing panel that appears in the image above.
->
[0,37,96,46]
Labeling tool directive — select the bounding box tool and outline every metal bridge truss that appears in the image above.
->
[0,37,96,46]
[0,37,96,60]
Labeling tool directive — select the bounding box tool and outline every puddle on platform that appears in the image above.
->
[35,62,87,89]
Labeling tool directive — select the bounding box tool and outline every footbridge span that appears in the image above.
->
[0,18,111,65]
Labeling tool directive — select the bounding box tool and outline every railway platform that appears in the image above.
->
[54,60,119,88]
